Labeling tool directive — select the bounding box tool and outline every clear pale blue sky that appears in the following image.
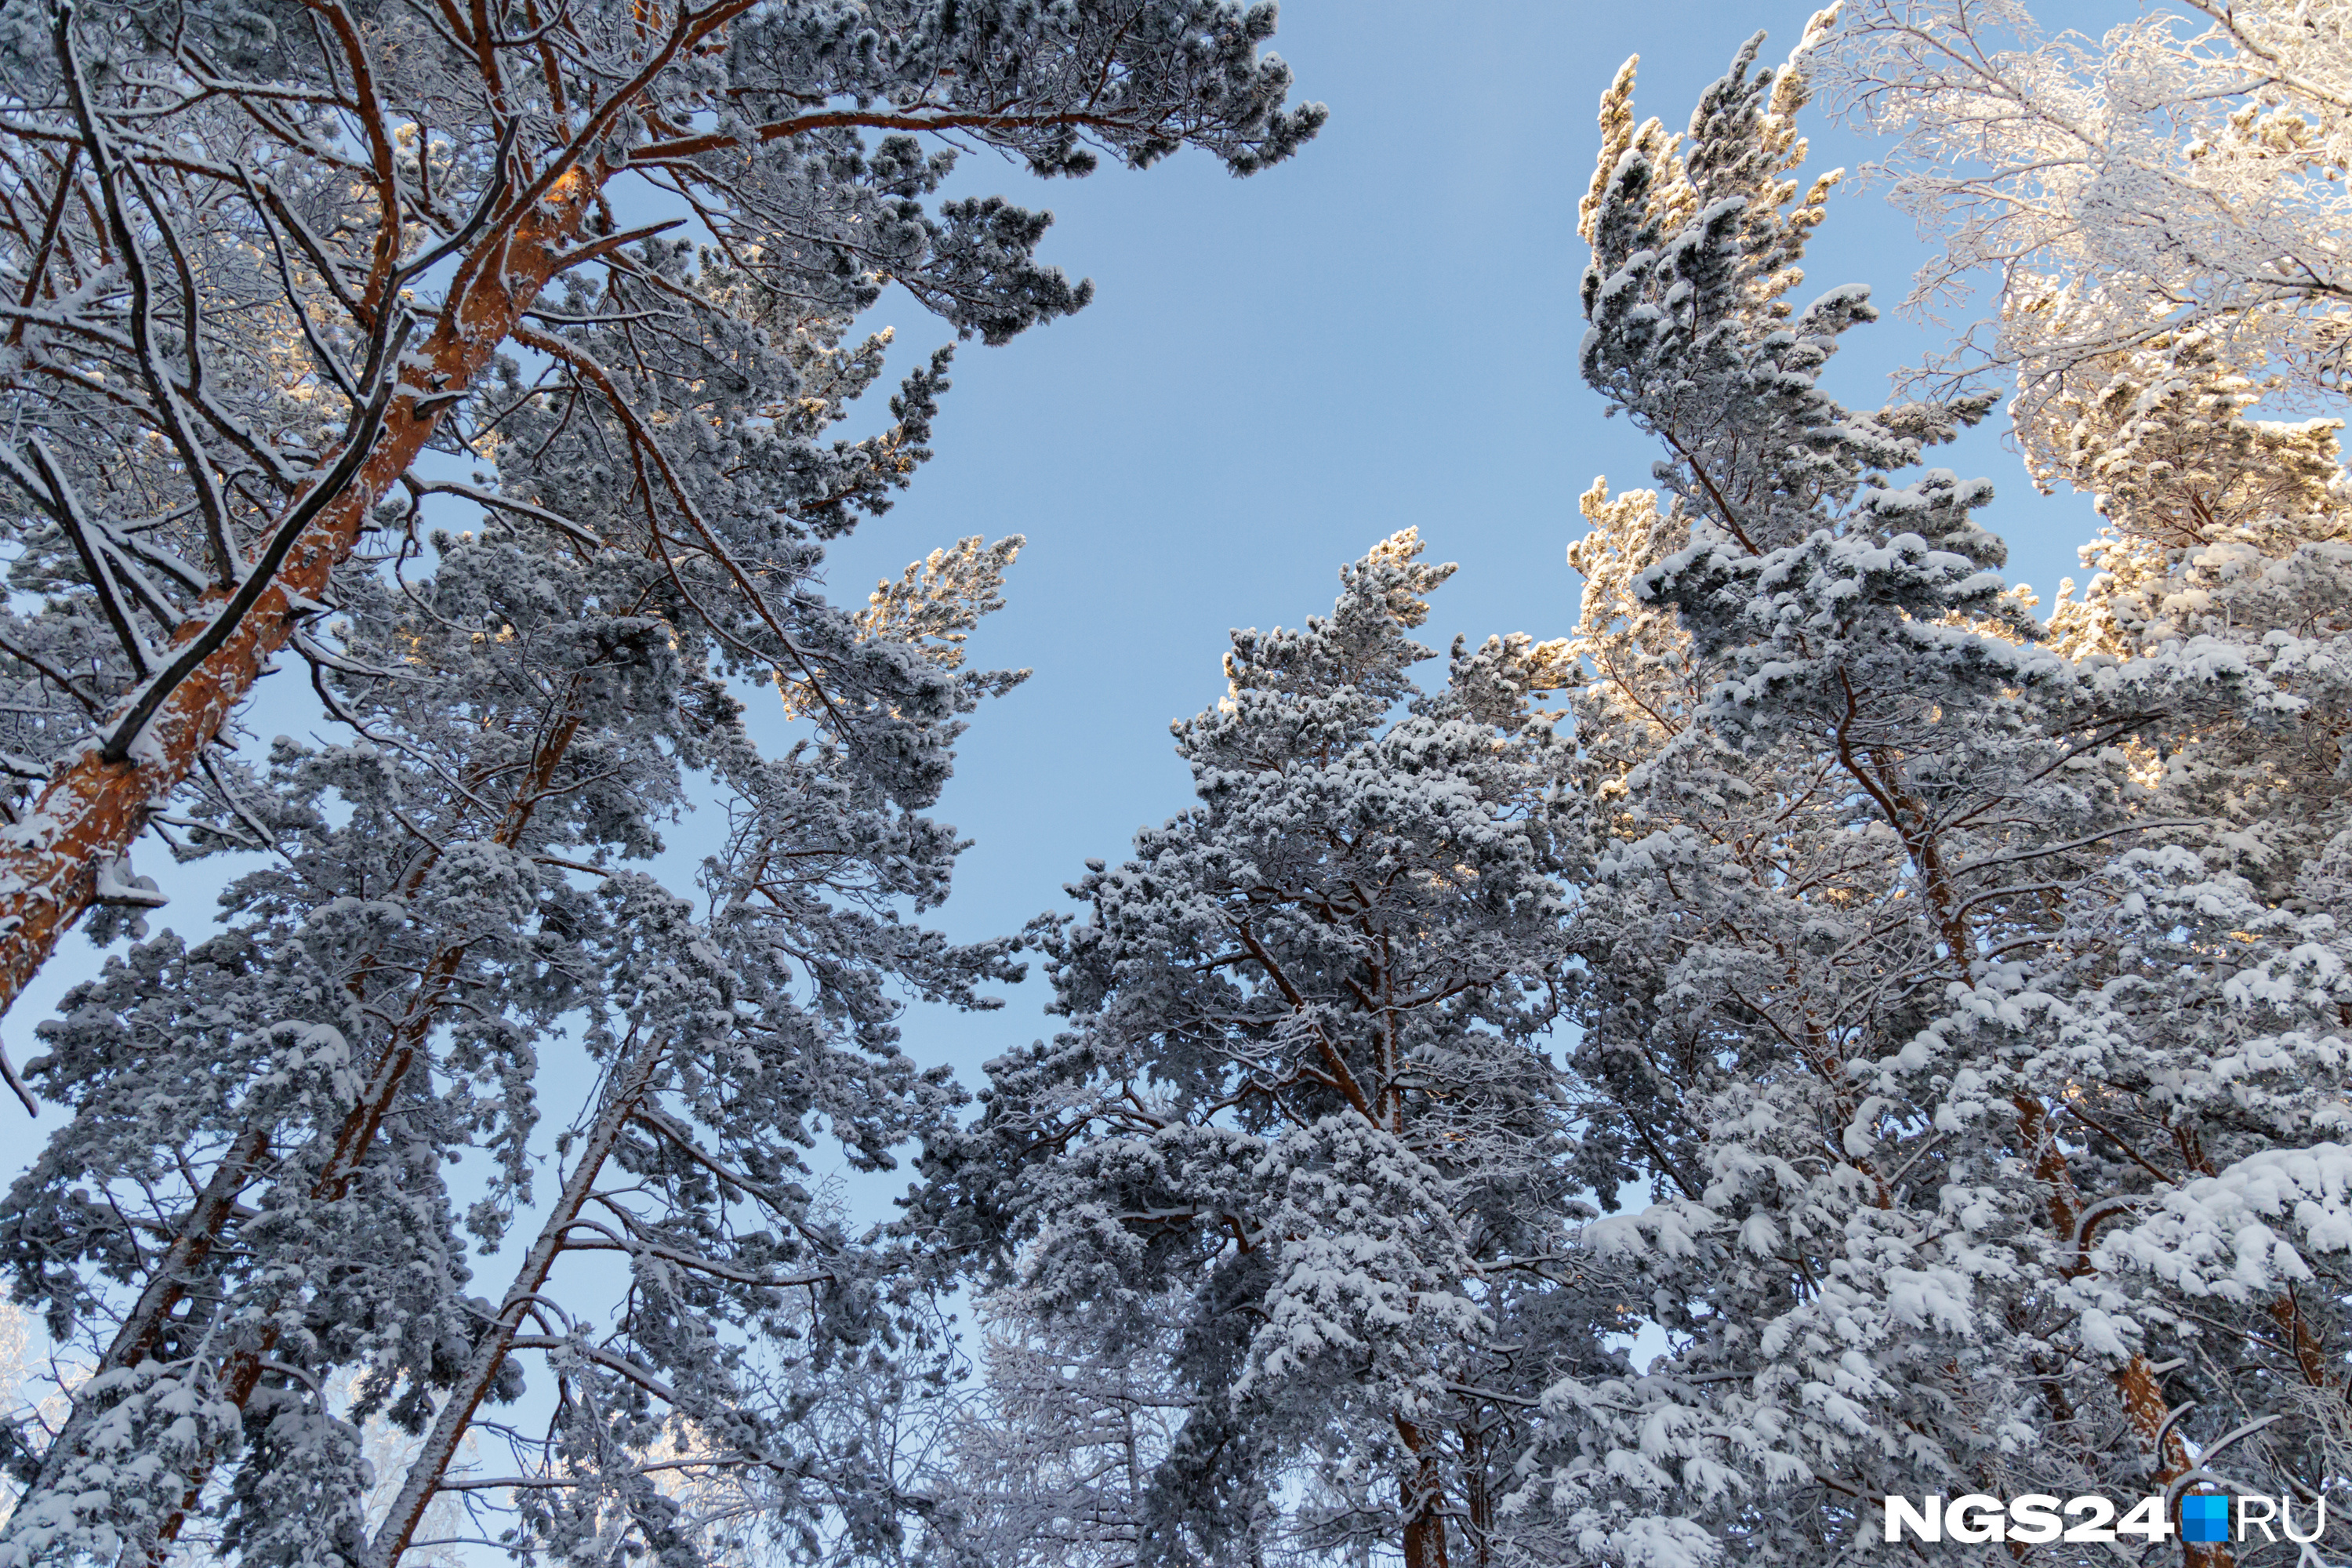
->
[812,0,2119,1096]
[5,0,2125,1173]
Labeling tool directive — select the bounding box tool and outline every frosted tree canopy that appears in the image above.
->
[3,2,2351,1566]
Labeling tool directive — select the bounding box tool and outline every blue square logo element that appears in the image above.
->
[2180,1493,2230,1544]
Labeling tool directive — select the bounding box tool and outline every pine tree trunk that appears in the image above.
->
[0,165,597,1030]
[361,1028,668,1568]
[1396,1418,1449,1568]
[1871,741,2238,1568]
[122,706,597,1560]
[1460,1421,1493,1568]
[12,1122,270,1506]
[6,699,595,1555]
[2016,1094,2234,1568]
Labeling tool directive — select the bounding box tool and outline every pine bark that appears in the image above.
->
[361,1028,668,1568]
[20,695,593,1536]
[0,165,598,1026]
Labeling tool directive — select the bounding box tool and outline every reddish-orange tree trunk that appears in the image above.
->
[1397,1417,1451,1568]
[0,167,597,1026]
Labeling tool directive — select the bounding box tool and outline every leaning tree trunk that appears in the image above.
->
[0,165,597,1027]
[361,1028,670,1568]
[75,699,601,1558]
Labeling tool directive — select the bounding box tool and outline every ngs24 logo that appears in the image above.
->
[1881,1491,2325,1546]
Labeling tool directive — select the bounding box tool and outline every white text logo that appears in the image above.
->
[1880,1493,2325,1546]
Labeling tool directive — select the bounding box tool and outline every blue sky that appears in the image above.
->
[806,0,2118,1102]
[4,0,2127,1186]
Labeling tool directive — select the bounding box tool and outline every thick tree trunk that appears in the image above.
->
[0,165,597,1029]
[1396,1418,1450,1568]
[2112,1355,2232,1568]
[2016,1094,2233,1568]
[12,696,593,1547]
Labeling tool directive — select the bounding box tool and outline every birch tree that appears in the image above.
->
[1820,0,2352,417]
[939,1289,1195,1568]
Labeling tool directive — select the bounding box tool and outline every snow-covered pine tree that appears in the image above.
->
[0,219,1051,1565]
[924,533,1628,1568]
[1518,25,2352,1566]
[0,6,1327,1558]
[2013,322,2352,1554]
[0,0,1324,1047]
[2031,325,2352,903]
[1828,19,2352,1530]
